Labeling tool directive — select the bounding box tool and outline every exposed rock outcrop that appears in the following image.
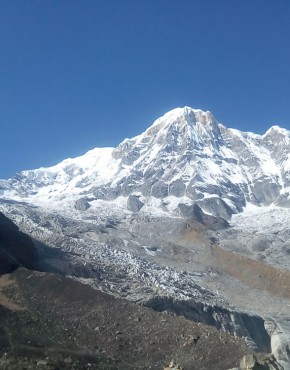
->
[127,194,144,213]
[74,198,91,211]
[178,203,229,230]
[196,196,235,220]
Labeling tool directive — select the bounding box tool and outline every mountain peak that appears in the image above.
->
[152,107,215,126]
[148,107,220,138]
[264,125,290,137]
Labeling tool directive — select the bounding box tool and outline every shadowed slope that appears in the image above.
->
[0,212,38,275]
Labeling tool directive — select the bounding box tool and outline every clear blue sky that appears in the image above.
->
[1,0,290,178]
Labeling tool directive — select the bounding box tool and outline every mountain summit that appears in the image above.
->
[1,106,290,218]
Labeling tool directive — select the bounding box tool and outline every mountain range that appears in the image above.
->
[0,106,290,369]
[2,107,290,215]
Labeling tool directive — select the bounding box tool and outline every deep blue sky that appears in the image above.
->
[1,0,290,178]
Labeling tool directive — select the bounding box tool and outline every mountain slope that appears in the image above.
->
[0,211,38,274]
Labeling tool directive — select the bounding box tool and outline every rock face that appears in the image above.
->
[127,194,144,212]
[178,203,229,230]
[0,212,38,275]
[74,198,91,211]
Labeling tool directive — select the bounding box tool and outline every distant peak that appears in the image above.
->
[264,125,290,137]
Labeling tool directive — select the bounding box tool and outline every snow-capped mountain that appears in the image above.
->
[1,106,290,367]
[1,106,290,219]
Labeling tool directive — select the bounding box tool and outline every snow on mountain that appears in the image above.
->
[1,107,290,367]
[1,106,290,218]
